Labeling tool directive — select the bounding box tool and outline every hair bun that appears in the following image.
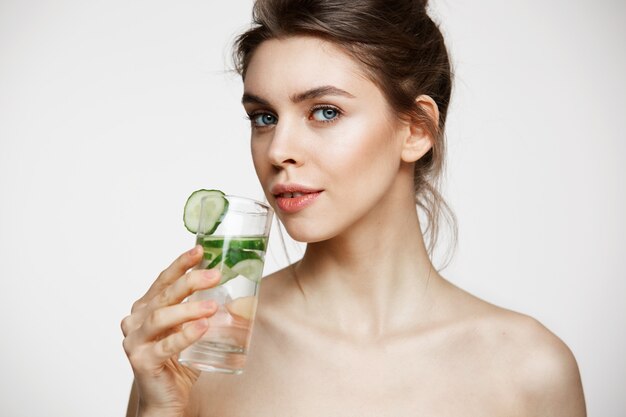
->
[417,0,429,10]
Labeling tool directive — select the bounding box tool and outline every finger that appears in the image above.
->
[134,246,203,310]
[152,318,210,361]
[150,268,221,310]
[126,268,220,337]
[137,300,217,342]
[121,313,135,337]
[127,268,221,338]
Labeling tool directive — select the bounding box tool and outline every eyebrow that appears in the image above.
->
[241,85,355,106]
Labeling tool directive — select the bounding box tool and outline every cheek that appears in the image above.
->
[251,139,274,199]
[250,140,267,178]
[250,137,299,223]
[330,117,401,183]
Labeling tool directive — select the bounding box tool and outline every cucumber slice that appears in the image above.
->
[202,246,221,263]
[183,189,228,234]
[224,248,262,267]
[206,253,223,269]
[204,246,262,284]
[231,259,264,282]
[201,252,238,284]
[201,236,267,251]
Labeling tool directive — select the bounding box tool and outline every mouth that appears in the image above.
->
[275,191,314,198]
[270,184,323,213]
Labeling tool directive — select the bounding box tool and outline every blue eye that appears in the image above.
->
[311,107,340,122]
[251,113,277,127]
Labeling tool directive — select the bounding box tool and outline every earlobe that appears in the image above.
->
[400,95,439,163]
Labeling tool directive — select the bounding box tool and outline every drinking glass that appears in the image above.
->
[178,194,273,374]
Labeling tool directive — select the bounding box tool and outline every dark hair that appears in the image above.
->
[233,0,457,264]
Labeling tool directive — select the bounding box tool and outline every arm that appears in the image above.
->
[125,380,139,417]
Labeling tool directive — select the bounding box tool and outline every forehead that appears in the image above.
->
[243,36,372,98]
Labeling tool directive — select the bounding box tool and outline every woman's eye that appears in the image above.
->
[310,107,340,122]
[250,113,277,127]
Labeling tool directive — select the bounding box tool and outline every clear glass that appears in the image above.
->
[178,194,273,374]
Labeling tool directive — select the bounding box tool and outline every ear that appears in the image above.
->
[400,95,439,163]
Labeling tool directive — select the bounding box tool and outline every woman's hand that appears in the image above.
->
[121,246,220,417]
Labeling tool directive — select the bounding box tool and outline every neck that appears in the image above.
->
[291,173,439,340]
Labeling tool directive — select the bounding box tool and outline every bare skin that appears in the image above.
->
[123,36,585,416]
[187,269,584,417]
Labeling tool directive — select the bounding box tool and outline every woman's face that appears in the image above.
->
[243,36,412,242]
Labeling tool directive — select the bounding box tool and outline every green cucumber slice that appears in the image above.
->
[202,245,263,284]
[202,246,221,262]
[201,237,267,251]
[224,248,262,267]
[201,252,237,284]
[231,259,264,282]
[183,189,228,234]
[206,253,222,269]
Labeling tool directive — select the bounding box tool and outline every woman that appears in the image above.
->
[122,0,586,415]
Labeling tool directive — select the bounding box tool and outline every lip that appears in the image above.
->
[270,183,323,214]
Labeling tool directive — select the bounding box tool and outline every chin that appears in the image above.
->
[279,218,336,244]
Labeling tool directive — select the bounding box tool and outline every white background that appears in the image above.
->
[1,1,624,416]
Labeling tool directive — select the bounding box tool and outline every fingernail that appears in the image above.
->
[187,246,200,256]
[203,269,218,281]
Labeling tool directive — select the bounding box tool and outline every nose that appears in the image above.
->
[267,116,303,169]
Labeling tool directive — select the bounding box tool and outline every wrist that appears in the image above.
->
[137,403,183,417]
[138,410,182,417]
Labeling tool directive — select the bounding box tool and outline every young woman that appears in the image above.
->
[122,1,586,415]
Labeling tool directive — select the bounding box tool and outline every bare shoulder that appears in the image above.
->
[497,311,586,416]
[256,264,299,312]
[442,282,586,416]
